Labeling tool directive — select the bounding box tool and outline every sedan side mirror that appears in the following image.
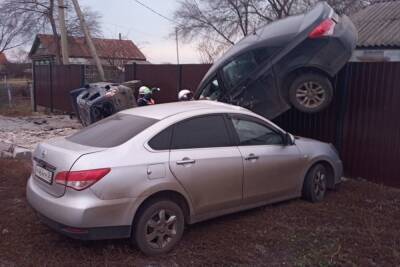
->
[284,133,295,146]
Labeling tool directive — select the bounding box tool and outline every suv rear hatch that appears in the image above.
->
[32,137,105,197]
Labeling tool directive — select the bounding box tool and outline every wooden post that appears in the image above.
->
[58,0,70,65]
[32,62,37,112]
[49,63,54,113]
[71,0,105,81]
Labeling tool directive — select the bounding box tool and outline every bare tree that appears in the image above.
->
[1,0,102,64]
[2,0,63,63]
[325,0,375,15]
[174,0,305,45]
[7,48,30,63]
[0,2,41,54]
[174,0,375,61]
[63,4,103,37]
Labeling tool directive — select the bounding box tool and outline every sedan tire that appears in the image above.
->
[288,73,333,113]
[133,199,185,256]
[302,163,328,203]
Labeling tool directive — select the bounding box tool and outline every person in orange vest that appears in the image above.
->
[137,86,156,106]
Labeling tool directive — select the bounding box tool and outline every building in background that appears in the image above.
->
[350,1,400,62]
[29,34,149,66]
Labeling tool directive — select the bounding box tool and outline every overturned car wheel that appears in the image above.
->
[288,73,333,113]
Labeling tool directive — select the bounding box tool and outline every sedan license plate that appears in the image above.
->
[35,165,53,184]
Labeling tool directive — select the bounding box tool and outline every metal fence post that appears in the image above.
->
[49,63,54,113]
[32,62,37,112]
[80,65,86,86]
[334,63,352,155]
[177,64,182,94]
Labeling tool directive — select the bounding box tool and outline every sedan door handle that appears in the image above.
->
[176,158,196,165]
[245,154,259,161]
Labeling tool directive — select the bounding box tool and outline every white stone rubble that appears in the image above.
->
[0,115,82,158]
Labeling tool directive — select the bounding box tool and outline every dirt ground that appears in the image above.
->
[0,159,399,266]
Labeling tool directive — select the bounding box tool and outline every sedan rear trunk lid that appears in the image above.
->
[32,137,105,197]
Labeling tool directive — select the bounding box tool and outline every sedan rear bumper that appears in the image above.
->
[35,211,130,240]
[27,176,137,239]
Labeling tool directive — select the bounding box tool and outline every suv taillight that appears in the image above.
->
[309,19,336,38]
[55,168,110,191]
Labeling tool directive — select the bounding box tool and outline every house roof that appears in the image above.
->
[351,1,400,48]
[29,34,146,61]
[0,53,8,65]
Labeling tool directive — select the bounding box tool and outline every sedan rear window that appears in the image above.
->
[67,113,158,148]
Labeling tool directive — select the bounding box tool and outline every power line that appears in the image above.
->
[131,0,229,45]
[132,0,177,24]
[133,0,231,45]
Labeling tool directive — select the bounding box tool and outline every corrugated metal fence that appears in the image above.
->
[33,64,83,113]
[274,62,400,188]
[33,62,400,187]
[125,63,211,103]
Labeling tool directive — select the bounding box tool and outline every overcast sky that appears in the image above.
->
[80,0,201,64]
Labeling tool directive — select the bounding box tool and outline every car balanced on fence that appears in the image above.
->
[194,2,357,119]
[27,101,342,255]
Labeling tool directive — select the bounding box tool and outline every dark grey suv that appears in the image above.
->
[195,2,357,119]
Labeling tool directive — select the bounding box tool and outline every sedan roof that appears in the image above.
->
[120,100,248,120]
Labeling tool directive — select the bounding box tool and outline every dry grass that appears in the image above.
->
[0,159,399,266]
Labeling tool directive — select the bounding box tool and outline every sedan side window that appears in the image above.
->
[231,118,283,146]
[222,52,258,89]
[199,77,222,100]
[171,115,231,149]
[148,126,173,150]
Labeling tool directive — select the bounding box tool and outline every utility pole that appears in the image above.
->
[175,27,180,65]
[58,0,69,65]
[71,0,105,81]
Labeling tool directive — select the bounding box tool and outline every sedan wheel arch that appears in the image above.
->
[132,190,192,229]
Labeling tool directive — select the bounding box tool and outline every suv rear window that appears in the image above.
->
[67,114,157,148]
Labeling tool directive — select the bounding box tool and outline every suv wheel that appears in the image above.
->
[288,73,333,113]
[133,199,185,256]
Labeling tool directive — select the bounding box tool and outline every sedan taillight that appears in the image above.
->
[55,168,110,191]
[309,19,336,39]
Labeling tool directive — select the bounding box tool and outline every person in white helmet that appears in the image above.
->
[137,86,156,106]
[178,89,193,101]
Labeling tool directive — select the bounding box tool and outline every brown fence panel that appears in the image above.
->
[180,64,211,91]
[52,65,83,112]
[33,64,83,112]
[125,64,135,81]
[33,62,400,187]
[135,64,179,103]
[34,65,52,108]
[125,63,211,102]
[341,62,400,187]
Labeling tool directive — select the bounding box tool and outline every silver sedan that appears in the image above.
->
[27,100,342,255]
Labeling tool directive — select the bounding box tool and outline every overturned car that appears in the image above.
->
[72,82,139,126]
[194,2,357,119]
